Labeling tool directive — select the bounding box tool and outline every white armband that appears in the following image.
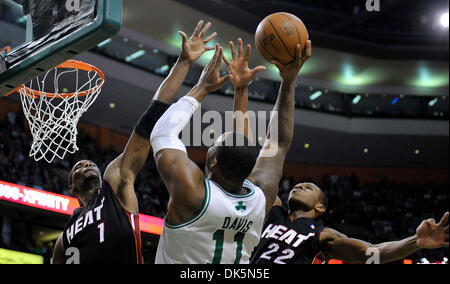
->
[150,96,200,156]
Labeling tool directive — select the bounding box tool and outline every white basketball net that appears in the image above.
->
[18,60,104,163]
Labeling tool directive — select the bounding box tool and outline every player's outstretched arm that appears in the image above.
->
[320,212,449,264]
[151,45,231,225]
[248,41,312,215]
[224,38,266,142]
[103,20,218,214]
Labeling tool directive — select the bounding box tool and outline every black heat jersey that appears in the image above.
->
[251,206,325,264]
[62,181,142,264]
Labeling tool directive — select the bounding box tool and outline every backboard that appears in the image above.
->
[0,0,122,97]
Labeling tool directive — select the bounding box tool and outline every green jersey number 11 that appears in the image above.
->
[211,229,246,264]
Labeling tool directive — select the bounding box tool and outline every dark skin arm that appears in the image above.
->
[154,45,231,225]
[52,233,65,264]
[320,212,449,264]
[103,20,217,215]
[153,148,206,225]
[248,41,312,215]
[224,38,266,142]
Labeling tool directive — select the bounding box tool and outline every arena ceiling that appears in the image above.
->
[121,0,449,96]
[174,0,450,60]
[0,0,448,96]
[0,0,448,169]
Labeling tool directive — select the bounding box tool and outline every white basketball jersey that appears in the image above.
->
[155,179,266,264]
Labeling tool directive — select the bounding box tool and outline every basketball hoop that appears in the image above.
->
[16,60,105,163]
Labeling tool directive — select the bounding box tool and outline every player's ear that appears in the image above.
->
[97,176,103,188]
[315,203,326,214]
[210,156,218,170]
[69,185,77,196]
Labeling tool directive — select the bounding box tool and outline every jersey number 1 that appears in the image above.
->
[98,223,105,243]
[212,230,245,264]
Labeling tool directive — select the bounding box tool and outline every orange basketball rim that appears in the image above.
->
[4,60,105,98]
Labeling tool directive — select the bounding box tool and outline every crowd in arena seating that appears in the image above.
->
[0,112,170,218]
[0,111,448,263]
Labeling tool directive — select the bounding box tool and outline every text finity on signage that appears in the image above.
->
[0,180,77,214]
[0,180,164,235]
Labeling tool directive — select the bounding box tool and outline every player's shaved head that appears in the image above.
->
[206,132,259,182]
[216,132,259,181]
[68,160,102,196]
[318,188,328,212]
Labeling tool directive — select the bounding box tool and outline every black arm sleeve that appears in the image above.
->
[134,100,170,138]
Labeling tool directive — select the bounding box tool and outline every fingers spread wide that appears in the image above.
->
[192,20,204,38]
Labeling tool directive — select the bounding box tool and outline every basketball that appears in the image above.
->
[255,12,309,64]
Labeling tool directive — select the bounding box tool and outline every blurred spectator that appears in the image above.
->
[0,114,168,217]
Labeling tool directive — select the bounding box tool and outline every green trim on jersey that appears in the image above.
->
[244,179,260,189]
[165,179,211,229]
[210,179,256,198]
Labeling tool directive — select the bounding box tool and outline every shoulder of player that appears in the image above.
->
[263,204,288,223]
[169,170,206,212]
[56,233,64,247]
[52,233,66,264]
[156,149,205,194]
[174,165,205,192]
[246,171,278,193]
[241,178,272,206]
[271,196,283,208]
[102,155,122,184]
[165,177,208,227]
[100,179,141,215]
[246,175,279,215]
[319,228,348,244]
[67,207,83,223]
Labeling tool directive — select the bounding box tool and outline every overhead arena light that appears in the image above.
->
[428,98,439,107]
[309,91,323,101]
[441,12,449,28]
[97,38,112,48]
[156,64,170,74]
[125,50,146,62]
[16,15,27,24]
[352,95,362,104]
